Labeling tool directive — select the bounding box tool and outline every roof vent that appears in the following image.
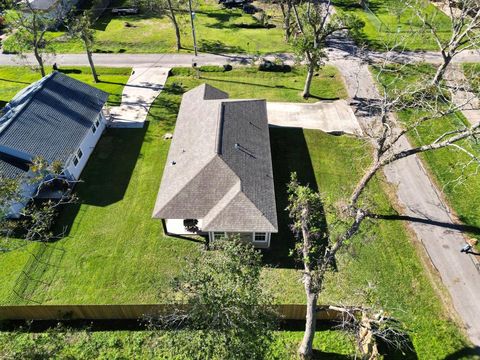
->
[234,143,256,159]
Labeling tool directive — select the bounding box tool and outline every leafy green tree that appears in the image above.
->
[6,2,64,77]
[67,10,98,82]
[291,0,363,98]
[151,239,278,360]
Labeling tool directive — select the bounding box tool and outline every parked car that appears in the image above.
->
[219,0,252,9]
[242,4,257,14]
[111,7,139,15]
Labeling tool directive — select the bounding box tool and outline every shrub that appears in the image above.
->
[258,61,292,73]
[199,65,225,72]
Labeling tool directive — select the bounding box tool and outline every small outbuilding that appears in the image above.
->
[152,84,278,248]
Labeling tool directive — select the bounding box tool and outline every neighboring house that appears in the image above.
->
[152,84,278,249]
[0,71,109,217]
[26,0,79,21]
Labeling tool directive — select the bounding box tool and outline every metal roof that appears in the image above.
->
[0,72,109,179]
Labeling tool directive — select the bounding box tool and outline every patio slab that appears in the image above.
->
[266,100,363,135]
[107,67,170,128]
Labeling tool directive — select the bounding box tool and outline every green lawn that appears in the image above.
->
[373,63,480,245]
[0,66,130,108]
[0,328,358,359]
[333,0,452,51]
[2,0,289,54]
[0,65,470,357]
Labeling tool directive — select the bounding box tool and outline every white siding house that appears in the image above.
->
[153,84,278,249]
[0,72,109,217]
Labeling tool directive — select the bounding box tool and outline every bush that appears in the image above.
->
[199,65,225,72]
[223,64,233,72]
[258,61,292,73]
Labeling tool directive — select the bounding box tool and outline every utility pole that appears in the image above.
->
[188,0,198,56]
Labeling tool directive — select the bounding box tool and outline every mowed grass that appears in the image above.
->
[0,328,357,359]
[0,66,130,107]
[0,66,469,357]
[333,0,452,51]
[374,63,480,244]
[2,0,289,54]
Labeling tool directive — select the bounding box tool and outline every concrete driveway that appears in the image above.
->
[107,67,170,128]
[266,99,363,135]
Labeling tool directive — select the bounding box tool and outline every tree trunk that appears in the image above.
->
[167,0,181,51]
[350,162,381,206]
[303,63,314,99]
[432,54,452,86]
[281,1,292,42]
[86,47,98,83]
[33,44,45,77]
[298,291,318,359]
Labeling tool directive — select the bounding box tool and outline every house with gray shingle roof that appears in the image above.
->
[0,72,109,217]
[153,84,278,248]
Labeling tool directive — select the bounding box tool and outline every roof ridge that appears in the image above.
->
[202,181,241,228]
[152,153,219,217]
[0,73,55,136]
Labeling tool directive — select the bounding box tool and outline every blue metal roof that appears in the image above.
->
[0,72,109,179]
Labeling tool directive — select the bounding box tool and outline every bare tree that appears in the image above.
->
[291,0,363,98]
[6,2,65,76]
[287,55,480,358]
[330,304,409,359]
[410,0,480,85]
[67,10,98,82]
[0,157,77,252]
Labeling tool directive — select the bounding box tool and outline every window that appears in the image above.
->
[77,149,83,159]
[213,232,225,241]
[73,156,79,166]
[92,124,97,133]
[95,119,100,128]
[254,232,267,242]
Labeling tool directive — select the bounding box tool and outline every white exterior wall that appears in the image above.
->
[165,219,204,235]
[64,112,106,180]
[208,231,272,249]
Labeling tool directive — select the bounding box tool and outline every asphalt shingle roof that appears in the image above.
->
[0,72,109,179]
[153,84,278,233]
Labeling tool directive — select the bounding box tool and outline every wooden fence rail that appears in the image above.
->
[0,304,346,322]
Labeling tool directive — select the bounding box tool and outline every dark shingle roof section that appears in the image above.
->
[153,84,278,233]
[0,72,108,165]
[0,153,29,180]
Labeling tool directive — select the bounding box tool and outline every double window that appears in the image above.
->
[254,232,267,242]
[92,117,101,133]
[213,232,226,241]
[73,148,83,167]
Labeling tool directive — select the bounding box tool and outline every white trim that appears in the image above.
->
[253,232,271,248]
[208,231,271,248]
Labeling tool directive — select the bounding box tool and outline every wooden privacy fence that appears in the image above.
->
[0,304,345,322]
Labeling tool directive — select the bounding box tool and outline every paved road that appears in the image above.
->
[333,36,480,349]
[1,48,479,67]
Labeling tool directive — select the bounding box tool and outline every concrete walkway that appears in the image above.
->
[107,67,170,128]
[333,38,480,347]
[266,100,362,135]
